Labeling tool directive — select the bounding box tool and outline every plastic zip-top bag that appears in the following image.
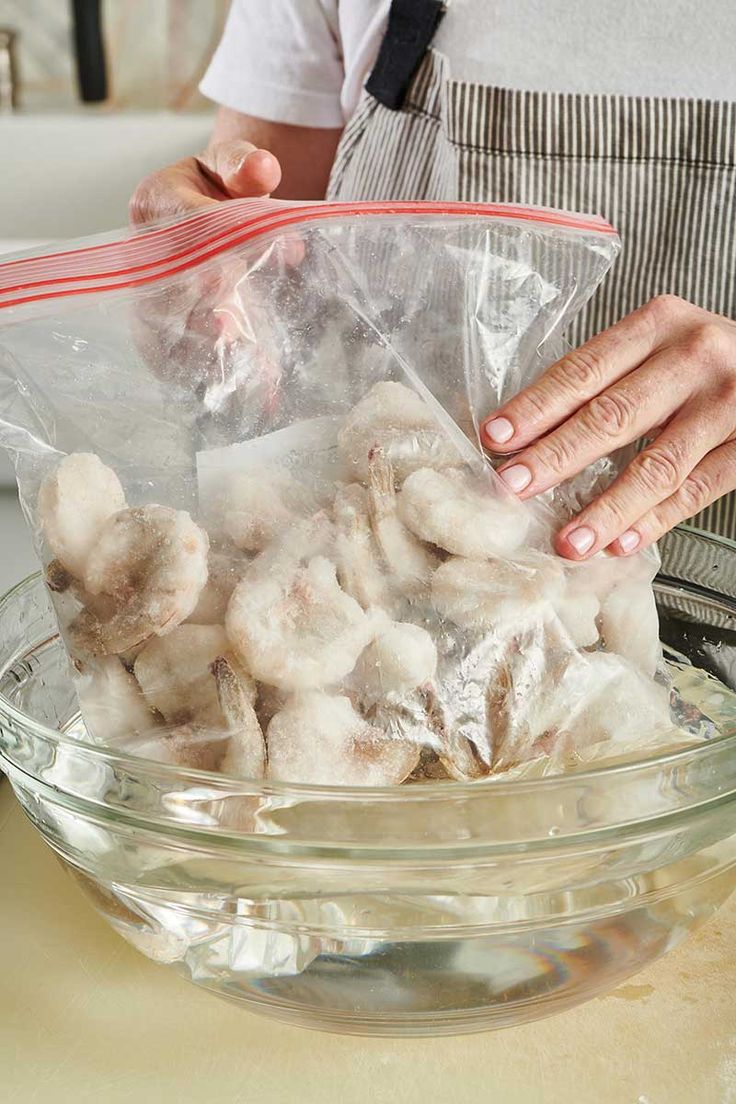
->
[0,198,704,786]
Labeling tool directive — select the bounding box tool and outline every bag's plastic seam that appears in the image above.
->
[0,202,617,310]
[0,199,614,294]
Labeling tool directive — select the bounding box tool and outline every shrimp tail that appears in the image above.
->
[367,449,396,518]
[45,558,76,594]
[212,655,267,778]
[211,655,251,731]
[422,685,490,781]
[69,601,176,658]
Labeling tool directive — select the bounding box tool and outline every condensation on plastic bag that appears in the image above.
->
[0,198,702,787]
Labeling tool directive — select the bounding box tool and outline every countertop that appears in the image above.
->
[1,783,735,1104]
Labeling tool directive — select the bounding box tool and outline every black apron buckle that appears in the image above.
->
[365,0,447,111]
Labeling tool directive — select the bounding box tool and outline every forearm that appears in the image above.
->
[209,107,343,201]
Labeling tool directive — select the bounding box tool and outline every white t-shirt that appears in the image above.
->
[200,0,736,129]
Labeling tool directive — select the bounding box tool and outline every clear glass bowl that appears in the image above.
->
[1,526,736,1037]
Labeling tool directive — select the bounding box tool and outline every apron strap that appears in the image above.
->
[365,0,447,110]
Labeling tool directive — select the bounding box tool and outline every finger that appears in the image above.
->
[198,141,282,199]
[130,146,283,229]
[129,159,225,226]
[481,296,689,453]
[553,401,735,559]
[608,440,736,554]
[495,349,695,498]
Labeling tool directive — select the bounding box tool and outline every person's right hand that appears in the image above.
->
[129,139,282,226]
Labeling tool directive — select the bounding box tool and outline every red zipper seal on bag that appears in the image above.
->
[0,199,617,311]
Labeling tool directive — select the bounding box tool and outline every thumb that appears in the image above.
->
[197,140,282,199]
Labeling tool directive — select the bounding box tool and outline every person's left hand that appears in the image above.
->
[481,295,736,559]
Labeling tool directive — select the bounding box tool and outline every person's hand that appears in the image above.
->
[128,138,287,410]
[481,295,736,559]
[129,139,282,225]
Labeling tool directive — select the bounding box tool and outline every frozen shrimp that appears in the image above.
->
[46,562,146,667]
[600,581,661,677]
[553,591,600,648]
[431,555,563,633]
[267,692,418,786]
[490,645,673,772]
[45,558,116,620]
[552,551,656,649]
[358,679,480,781]
[333,482,393,611]
[134,624,255,727]
[76,655,159,744]
[548,650,673,751]
[126,658,265,777]
[46,555,152,649]
[486,629,566,772]
[226,544,383,692]
[338,380,461,484]
[399,467,530,559]
[220,466,305,553]
[188,541,251,625]
[356,620,437,700]
[566,549,655,605]
[38,453,126,579]
[367,452,439,597]
[127,724,228,773]
[69,504,209,656]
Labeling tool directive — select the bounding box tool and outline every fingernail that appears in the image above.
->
[498,463,532,493]
[617,529,640,554]
[484,416,515,445]
[236,149,257,170]
[567,526,596,555]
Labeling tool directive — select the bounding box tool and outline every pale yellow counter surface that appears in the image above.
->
[1,782,735,1104]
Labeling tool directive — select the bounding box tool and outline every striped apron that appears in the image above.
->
[327,17,736,541]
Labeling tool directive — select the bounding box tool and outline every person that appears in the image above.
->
[130,0,736,561]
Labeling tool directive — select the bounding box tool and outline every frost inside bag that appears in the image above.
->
[0,198,706,786]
